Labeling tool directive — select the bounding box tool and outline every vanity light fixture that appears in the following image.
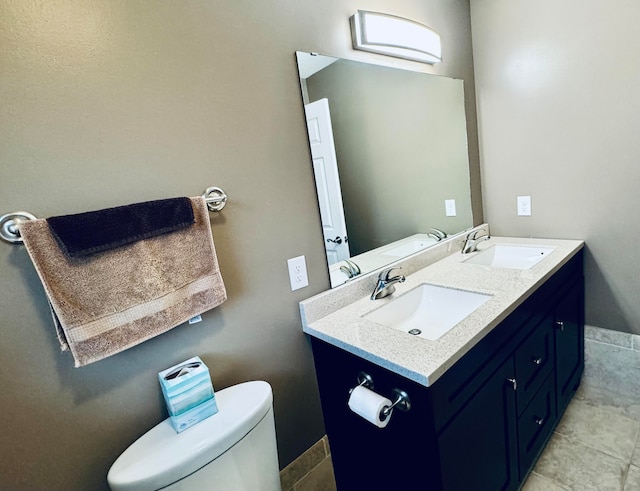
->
[350,10,442,64]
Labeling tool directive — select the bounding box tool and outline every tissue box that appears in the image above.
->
[158,356,218,433]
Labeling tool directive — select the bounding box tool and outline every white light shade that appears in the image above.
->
[350,10,442,64]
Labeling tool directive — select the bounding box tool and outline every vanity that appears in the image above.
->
[301,234,584,491]
[296,47,583,491]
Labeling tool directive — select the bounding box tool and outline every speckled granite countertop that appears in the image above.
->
[301,236,584,387]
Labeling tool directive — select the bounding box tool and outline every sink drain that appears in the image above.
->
[408,329,422,336]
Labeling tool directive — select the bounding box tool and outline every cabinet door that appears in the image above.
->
[554,279,584,415]
[438,358,518,491]
[311,338,439,491]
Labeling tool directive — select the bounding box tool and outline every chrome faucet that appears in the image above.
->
[339,259,361,279]
[427,227,447,241]
[371,267,406,300]
[461,230,491,254]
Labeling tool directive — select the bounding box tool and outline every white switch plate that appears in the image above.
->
[287,255,309,291]
[517,196,532,216]
[445,199,457,217]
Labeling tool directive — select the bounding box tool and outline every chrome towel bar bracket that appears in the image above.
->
[0,211,38,243]
[0,187,228,244]
[202,186,228,212]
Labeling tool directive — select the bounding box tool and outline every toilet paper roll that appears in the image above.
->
[347,386,393,428]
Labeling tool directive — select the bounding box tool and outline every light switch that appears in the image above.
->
[445,199,457,217]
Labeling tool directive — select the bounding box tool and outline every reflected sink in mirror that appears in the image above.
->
[381,237,438,257]
[363,284,491,341]
[464,245,554,270]
[329,268,350,285]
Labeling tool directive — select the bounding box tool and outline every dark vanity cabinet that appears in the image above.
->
[310,251,584,491]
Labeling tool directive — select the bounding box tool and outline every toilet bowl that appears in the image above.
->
[107,380,280,491]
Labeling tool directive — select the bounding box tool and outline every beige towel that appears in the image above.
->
[19,197,226,367]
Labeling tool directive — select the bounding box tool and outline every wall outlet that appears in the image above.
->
[445,199,457,217]
[517,196,532,216]
[287,255,309,291]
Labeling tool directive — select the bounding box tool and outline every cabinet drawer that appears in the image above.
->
[517,374,556,480]
[515,314,553,415]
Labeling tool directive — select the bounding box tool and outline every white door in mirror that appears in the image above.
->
[305,98,351,264]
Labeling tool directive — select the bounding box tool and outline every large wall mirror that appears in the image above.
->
[296,51,473,287]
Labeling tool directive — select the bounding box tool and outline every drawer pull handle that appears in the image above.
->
[531,356,543,366]
[555,321,565,331]
[535,417,545,426]
[506,378,517,391]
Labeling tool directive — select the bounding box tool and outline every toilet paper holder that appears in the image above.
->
[351,371,375,392]
[350,372,411,420]
[381,388,411,420]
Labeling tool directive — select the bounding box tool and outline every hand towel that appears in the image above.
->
[19,197,226,367]
[47,197,195,258]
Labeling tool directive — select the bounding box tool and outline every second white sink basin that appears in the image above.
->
[363,284,491,341]
[464,244,555,270]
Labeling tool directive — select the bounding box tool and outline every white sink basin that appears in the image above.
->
[329,268,349,288]
[363,284,491,341]
[464,244,554,270]
[382,238,438,257]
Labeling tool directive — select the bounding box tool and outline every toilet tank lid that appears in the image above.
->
[107,380,273,491]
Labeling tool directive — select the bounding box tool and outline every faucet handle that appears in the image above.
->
[379,267,404,281]
[466,229,490,241]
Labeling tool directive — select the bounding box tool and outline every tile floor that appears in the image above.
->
[523,327,640,491]
[284,326,640,491]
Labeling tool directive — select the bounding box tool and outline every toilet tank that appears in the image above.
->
[107,381,280,491]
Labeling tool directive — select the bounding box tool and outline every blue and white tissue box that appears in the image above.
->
[158,356,218,433]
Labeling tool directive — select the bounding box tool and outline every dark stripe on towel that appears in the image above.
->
[47,197,195,258]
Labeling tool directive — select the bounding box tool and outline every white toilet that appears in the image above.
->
[107,381,281,491]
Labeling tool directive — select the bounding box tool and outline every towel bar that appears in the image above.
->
[0,187,228,244]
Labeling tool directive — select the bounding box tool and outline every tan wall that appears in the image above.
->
[471,0,640,333]
[0,1,477,489]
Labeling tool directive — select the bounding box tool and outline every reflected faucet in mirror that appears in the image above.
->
[339,259,361,279]
[427,228,447,241]
[296,51,475,288]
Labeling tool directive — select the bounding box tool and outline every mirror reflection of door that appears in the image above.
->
[304,98,351,265]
